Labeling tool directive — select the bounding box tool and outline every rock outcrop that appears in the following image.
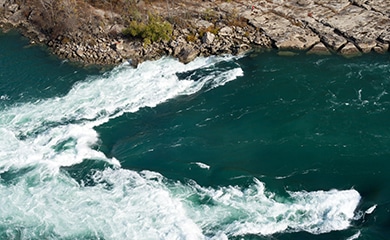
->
[242,0,390,57]
[1,0,389,66]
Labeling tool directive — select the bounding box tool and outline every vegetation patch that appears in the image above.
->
[122,14,173,44]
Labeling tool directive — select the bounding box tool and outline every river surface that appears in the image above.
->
[1,30,389,239]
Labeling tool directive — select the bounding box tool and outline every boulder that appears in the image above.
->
[308,21,347,51]
[106,24,124,37]
[173,43,182,57]
[76,48,85,59]
[218,26,233,36]
[178,45,199,64]
[379,28,390,42]
[373,42,389,54]
[307,42,331,55]
[202,32,215,45]
[340,42,361,57]
[114,40,124,51]
[357,41,376,53]
[296,0,311,7]
[276,34,319,51]
[8,10,24,25]
[194,19,213,29]
[7,4,19,13]
[235,44,251,55]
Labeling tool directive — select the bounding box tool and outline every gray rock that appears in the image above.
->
[115,40,124,51]
[178,45,199,64]
[296,0,311,7]
[253,34,269,47]
[181,28,190,35]
[106,24,124,36]
[379,28,390,42]
[373,42,389,54]
[194,19,213,29]
[8,10,23,25]
[307,42,331,55]
[357,41,376,53]
[276,33,319,50]
[218,26,233,36]
[235,44,251,55]
[7,4,19,13]
[173,45,183,57]
[242,37,250,44]
[350,0,365,5]
[308,21,347,51]
[169,40,178,49]
[324,5,385,46]
[250,12,319,51]
[340,42,361,56]
[318,0,350,13]
[76,48,85,59]
[164,45,173,55]
[202,32,215,45]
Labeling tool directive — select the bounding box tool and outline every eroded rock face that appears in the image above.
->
[249,12,320,51]
[308,21,347,51]
[243,0,390,57]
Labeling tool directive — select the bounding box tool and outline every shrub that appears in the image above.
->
[186,33,197,42]
[122,14,173,44]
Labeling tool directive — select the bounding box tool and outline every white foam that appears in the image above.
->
[0,56,361,239]
[0,169,361,239]
[0,94,9,100]
[192,162,210,170]
[0,168,204,239]
[184,179,361,236]
[346,231,361,240]
[365,204,377,215]
[0,56,241,170]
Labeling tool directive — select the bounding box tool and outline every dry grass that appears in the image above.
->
[16,0,251,40]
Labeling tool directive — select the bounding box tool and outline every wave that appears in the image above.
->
[0,56,360,239]
[0,56,242,170]
[0,168,360,239]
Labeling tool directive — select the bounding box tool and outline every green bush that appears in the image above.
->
[122,15,173,44]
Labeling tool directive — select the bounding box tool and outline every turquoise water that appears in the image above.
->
[1,30,390,239]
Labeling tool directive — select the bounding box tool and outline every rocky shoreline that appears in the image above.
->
[1,0,389,67]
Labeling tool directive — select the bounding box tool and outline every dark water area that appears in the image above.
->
[1,30,390,239]
[0,30,101,106]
